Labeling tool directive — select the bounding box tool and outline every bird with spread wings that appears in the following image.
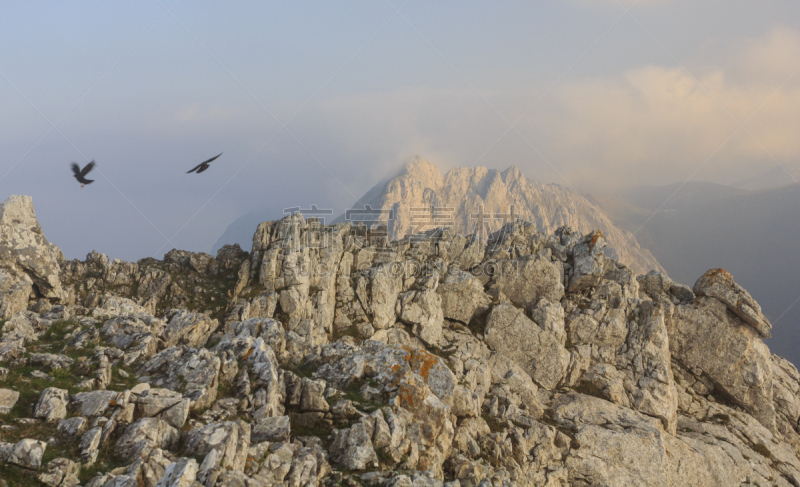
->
[187,153,222,174]
[71,161,96,187]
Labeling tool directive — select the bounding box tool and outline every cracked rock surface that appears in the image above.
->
[0,194,799,486]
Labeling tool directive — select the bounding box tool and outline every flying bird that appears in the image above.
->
[187,153,222,174]
[71,161,96,187]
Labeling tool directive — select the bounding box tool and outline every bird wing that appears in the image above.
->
[199,152,222,165]
[71,163,81,176]
[80,161,96,177]
[186,163,201,173]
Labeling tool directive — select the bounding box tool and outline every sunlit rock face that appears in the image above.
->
[0,194,797,487]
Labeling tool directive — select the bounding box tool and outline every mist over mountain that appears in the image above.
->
[592,182,800,364]
[214,157,663,276]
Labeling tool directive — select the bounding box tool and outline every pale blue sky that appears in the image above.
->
[2,1,799,260]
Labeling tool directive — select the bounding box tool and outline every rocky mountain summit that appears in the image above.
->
[339,157,663,276]
[0,194,798,486]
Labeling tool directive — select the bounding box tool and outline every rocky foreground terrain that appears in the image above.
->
[0,193,798,486]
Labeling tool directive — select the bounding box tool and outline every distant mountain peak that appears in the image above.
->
[341,157,663,275]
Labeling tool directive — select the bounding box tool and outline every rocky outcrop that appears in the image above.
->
[0,195,798,486]
[0,195,64,307]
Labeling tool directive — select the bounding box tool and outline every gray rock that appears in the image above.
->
[184,420,250,486]
[693,268,772,338]
[669,296,775,431]
[490,255,565,311]
[437,268,490,325]
[161,309,220,349]
[0,388,19,414]
[57,416,87,438]
[568,230,606,292]
[115,418,180,461]
[37,457,80,487]
[8,438,47,470]
[0,195,64,301]
[251,415,291,444]
[79,427,102,465]
[484,303,570,390]
[137,346,221,411]
[71,390,118,417]
[155,457,198,487]
[34,388,69,422]
[329,422,378,471]
[135,388,190,430]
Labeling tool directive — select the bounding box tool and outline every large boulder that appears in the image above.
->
[8,438,47,470]
[489,253,564,311]
[669,296,775,431]
[137,346,221,411]
[693,268,772,338]
[0,195,64,301]
[115,418,180,461]
[484,303,570,390]
[184,420,250,486]
[437,268,490,325]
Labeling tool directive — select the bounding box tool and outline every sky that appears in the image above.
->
[2,1,800,261]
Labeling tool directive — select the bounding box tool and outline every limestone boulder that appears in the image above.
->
[489,254,564,311]
[0,388,19,414]
[693,268,772,338]
[669,296,775,430]
[115,418,180,461]
[160,309,219,349]
[8,438,47,470]
[137,346,220,411]
[184,420,250,486]
[34,387,69,422]
[484,303,570,390]
[437,268,490,325]
[0,195,64,300]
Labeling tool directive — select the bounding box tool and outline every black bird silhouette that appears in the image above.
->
[187,153,222,174]
[71,161,95,187]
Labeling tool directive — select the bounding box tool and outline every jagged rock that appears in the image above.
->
[669,296,775,431]
[71,390,118,417]
[101,313,165,366]
[34,387,69,422]
[29,353,74,371]
[115,418,180,461]
[0,388,19,414]
[0,267,33,320]
[244,337,285,417]
[91,295,148,319]
[138,346,221,411]
[484,303,570,390]
[155,457,198,487]
[57,416,87,437]
[489,253,565,311]
[37,457,80,487]
[161,309,219,349]
[184,420,250,486]
[329,422,378,471]
[398,276,445,347]
[568,230,606,292]
[693,268,772,338]
[79,427,102,465]
[0,195,64,300]
[251,415,291,444]
[437,268,490,325]
[8,438,47,470]
[135,388,190,430]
